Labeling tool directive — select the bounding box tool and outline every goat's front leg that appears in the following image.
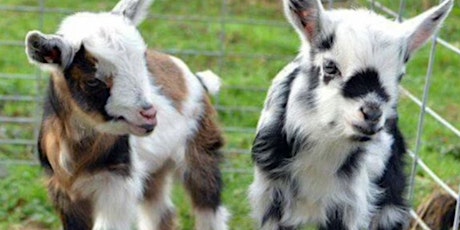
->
[89,172,143,230]
[138,161,178,230]
[48,181,93,230]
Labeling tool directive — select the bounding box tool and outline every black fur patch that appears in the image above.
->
[296,66,320,109]
[262,188,284,226]
[397,73,405,82]
[350,135,371,142]
[319,208,347,230]
[183,165,223,211]
[305,66,320,107]
[342,68,389,102]
[337,147,364,179]
[404,55,410,63]
[37,130,53,175]
[399,47,410,64]
[432,11,445,22]
[49,188,93,229]
[87,135,131,177]
[252,68,299,180]
[317,34,335,51]
[375,118,407,209]
[289,132,311,158]
[377,222,404,230]
[279,225,297,230]
[63,46,112,120]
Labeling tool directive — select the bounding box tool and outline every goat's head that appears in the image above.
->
[285,0,453,140]
[26,0,157,136]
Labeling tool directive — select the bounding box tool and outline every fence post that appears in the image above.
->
[397,0,406,22]
[454,185,460,230]
[215,0,228,109]
[328,0,334,9]
[407,29,440,207]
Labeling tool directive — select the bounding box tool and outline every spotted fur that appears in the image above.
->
[250,0,453,229]
[26,0,228,229]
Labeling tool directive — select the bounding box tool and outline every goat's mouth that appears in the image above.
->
[115,116,156,136]
[351,123,383,140]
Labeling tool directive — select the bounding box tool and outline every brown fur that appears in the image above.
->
[142,160,179,230]
[143,160,174,202]
[42,73,121,192]
[159,208,178,230]
[146,51,188,111]
[183,96,225,210]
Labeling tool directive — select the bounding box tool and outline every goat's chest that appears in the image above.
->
[131,99,201,172]
[291,142,364,198]
[287,134,392,215]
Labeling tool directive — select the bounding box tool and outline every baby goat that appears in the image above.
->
[249,0,453,229]
[26,0,228,229]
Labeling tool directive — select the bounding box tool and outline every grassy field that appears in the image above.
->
[0,0,459,229]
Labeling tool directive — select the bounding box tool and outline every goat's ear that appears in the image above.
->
[284,0,325,43]
[402,0,453,56]
[112,0,154,26]
[25,30,74,71]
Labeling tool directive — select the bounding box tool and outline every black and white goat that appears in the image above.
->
[249,0,453,229]
[25,0,228,229]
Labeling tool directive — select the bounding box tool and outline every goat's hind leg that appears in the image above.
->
[182,102,229,230]
[183,149,229,230]
[90,173,142,230]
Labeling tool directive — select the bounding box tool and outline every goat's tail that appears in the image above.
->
[195,70,222,95]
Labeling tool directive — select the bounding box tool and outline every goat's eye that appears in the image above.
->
[323,60,340,76]
[86,79,102,87]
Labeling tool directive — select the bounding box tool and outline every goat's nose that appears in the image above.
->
[140,105,156,121]
[141,103,154,111]
[360,105,382,123]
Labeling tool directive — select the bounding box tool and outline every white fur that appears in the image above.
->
[196,70,222,95]
[372,205,408,229]
[194,206,230,230]
[112,0,155,26]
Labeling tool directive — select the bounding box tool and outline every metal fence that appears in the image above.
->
[0,0,459,229]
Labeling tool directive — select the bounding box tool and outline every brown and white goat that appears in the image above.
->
[25,0,228,229]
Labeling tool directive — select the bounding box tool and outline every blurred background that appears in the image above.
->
[0,0,459,229]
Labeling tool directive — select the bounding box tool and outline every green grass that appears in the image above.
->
[0,0,459,229]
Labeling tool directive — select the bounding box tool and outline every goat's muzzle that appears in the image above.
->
[115,105,157,136]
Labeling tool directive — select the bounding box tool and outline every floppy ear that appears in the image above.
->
[112,0,155,26]
[402,0,453,56]
[283,0,325,44]
[25,30,74,71]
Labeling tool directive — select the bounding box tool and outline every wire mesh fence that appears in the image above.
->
[0,0,459,229]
